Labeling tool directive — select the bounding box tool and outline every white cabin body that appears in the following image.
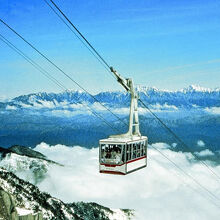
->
[99,136,148,175]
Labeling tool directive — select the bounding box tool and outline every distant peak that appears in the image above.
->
[136,85,163,92]
[182,85,211,93]
[137,85,219,93]
[63,89,84,94]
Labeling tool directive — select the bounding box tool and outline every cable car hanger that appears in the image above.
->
[109,67,141,138]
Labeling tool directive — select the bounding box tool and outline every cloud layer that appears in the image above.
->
[32,143,220,220]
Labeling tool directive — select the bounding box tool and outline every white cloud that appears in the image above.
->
[195,149,215,157]
[171,143,177,148]
[6,105,17,110]
[17,102,33,108]
[110,107,148,115]
[107,104,177,116]
[112,107,129,115]
[14,99,179,116]
[32,142,220,220]
[91,102,108,111]
[150,103,178,111]
[0,95,9,102]
[36,100,56,108]
[205,107,220,115]
[49,109,89,117]
[197,140,205,147]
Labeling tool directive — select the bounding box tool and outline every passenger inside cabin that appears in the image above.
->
[105,149,111,159]
[115,152,121,163]
[101,144,122,164]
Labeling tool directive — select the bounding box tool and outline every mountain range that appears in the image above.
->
[0,85,219,152]
[1,85,220,110]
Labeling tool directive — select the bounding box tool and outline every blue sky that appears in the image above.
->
[0,0,220,98]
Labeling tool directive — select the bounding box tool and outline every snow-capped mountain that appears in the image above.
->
[0,147,133,220]
[0,145,59,185]
[1,85,220,110]
[0,167,133,220]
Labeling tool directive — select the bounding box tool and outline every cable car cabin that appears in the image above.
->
[99,136,147,175]
[99,67,148,175]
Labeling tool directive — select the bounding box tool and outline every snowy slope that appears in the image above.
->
[0,152,50,185]
[0,166,133,220]
[0,147,133,220]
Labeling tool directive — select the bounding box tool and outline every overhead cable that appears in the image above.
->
[43,0,115,80]
[0,18,128,128]
[38,0,220,183]
[0,33,119,133]
[46,0,111,70]
[150,145,220,205]
[139,98,220,181]
[147,156,220,209]
[1,4,219,210]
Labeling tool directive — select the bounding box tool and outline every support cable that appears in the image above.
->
[148,153,220,209]
[43,0,116,80]
[150,145,220,205]
[5,0,218,185]
[40,0,220,205]
[0,18,128,128]
[41,0,220,182]
[0,33,119,133]
[1,7,219,209]
[3,5,218,184]
[147,157,220,209]
[0,34,66,91]
[47,0,112,71]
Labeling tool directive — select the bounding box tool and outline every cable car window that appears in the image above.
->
[132,143,136,159]
[143,141,146,155]
[140,142,144,156]
[140,142,143,156]
[101,144,107,161]
[126,144,131,161]
[139,143,142,157]
[100,144,123,164]
[137,142,141,157]
[121,145,125,163]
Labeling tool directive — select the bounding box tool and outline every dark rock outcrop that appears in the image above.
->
[0,147,12,158]
[0,187,17,219]
[9,145,46,160]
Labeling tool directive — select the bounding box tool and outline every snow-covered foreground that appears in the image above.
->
[31,143,220,220]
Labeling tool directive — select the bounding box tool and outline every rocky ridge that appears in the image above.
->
[0,167,133,220]
[0,146,133,220]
